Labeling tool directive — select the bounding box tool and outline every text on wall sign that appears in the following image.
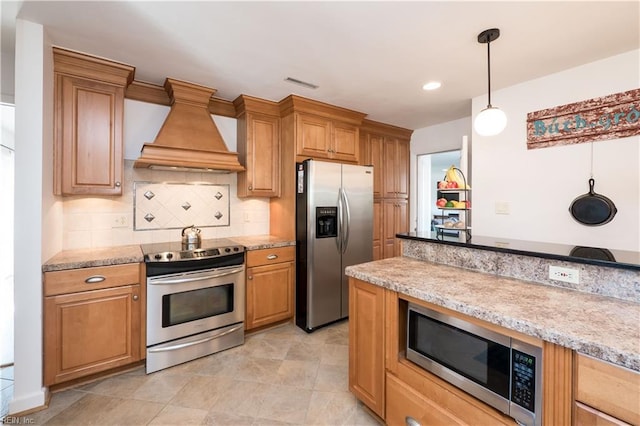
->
[526,88,640,149]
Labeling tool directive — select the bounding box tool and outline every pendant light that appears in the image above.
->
[474,28,507,136]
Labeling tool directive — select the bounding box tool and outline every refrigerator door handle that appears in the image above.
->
[341,188,351,254]
[336,192,343,253]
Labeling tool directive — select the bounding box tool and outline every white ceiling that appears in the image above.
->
[2,1,639,129]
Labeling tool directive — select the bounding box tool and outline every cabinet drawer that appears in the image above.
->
[575,353,640,425]
[386,373,464,426]
[44,263,141,296]
[246,246,295,267]
[575,402,631,426]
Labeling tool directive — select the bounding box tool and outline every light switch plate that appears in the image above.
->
[495,201,510,215]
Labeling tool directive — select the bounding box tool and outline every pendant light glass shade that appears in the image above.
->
[474,106,507,136]
[474,28,506,136]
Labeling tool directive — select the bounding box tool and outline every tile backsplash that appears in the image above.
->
[62,160,270,250]
[133,182,230,230]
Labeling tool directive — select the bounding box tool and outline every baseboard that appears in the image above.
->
[7,387,47,416]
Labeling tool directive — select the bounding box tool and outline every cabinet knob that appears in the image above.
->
[115,181,121,188]
[132,294,139,301]
[248,185,253,191]
[248,275,253,280]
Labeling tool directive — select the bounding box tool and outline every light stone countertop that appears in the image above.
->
[43,244,144,272]
[42,236,295,272]
[228,235,295,251]
[346,256,640,371]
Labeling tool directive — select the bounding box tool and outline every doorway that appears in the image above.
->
[1,103,15,368]
[416,150,461,234]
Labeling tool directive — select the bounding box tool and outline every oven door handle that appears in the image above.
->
[148,266,244,285]
[147,324,243,353]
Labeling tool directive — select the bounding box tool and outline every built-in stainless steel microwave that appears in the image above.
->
[406,303,542,426]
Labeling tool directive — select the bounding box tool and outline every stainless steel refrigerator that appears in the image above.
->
[296,159,373,332]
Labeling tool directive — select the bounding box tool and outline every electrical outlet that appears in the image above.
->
[112,215,128,228]
[243,212,251,223]
[549,265,579,284]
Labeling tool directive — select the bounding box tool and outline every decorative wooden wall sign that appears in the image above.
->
[526,88,640,149]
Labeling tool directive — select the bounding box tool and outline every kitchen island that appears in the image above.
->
[345,234,639,426]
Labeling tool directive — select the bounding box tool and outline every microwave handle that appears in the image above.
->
[405,416,421,426]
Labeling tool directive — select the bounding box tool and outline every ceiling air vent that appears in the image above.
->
[284,77,319,89]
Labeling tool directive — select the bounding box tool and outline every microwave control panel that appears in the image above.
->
[511,349,536,412]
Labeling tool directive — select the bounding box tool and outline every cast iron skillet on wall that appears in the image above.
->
[569,178,617,226]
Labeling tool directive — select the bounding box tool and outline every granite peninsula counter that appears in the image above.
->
[345,235,640,372]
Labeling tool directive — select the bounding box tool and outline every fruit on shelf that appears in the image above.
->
[444,166,471,189]
[454,221,466,229]
[437,181,448,189]
[436,198,447,207]
[445,201,455,208]
[465,200,471,209]
[447,181,459,189]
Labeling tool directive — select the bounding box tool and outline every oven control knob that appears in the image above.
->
[154,254,162,260]
[225,248,231,253]
[166,253,173,259]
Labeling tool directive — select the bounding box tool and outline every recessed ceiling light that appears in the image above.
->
[422,81,442,91]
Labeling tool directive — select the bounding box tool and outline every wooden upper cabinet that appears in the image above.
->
[296,113,332,159]
[331,121,359,163]
[364,134,384,198]
[360,120,412,200]
[279,95,366,165]
[53,47,134,196]
[383,137,409,199]
[234,95,281,198]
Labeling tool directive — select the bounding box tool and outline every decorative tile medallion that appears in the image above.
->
[134,182,230,230]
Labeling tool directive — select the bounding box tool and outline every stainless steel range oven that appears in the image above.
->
[142,239,245,374]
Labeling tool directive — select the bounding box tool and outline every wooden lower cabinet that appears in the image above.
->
[348,278,385,418]
[246,246,295,331]
[574,353,640,426]
[382,199,408,258]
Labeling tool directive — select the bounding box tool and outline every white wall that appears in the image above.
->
[1,50,15,104]
[410,117,471,232]
[59,99,270,250]
[10,19,49,414]
[472,49,640,251]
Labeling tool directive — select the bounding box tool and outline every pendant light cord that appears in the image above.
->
[486,38,492,107]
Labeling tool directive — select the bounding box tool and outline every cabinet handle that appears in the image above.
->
[132,294,139,301]
[115,181,121,188]
[405,416,421,426]
[84,275,105,284]
[248,185,253,191]
[266,254,278,260]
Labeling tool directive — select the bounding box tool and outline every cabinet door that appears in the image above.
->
[239,112,280,197]
[246,261,295,330]
[382,138,409,198]
[331,122,359,163]
[44,284,141,386]
[382,200,408,259]
[395,139,409,198]
[349,278,385,418]
[373,199,383,261]
[365,133,384,198]
[394,200,408,257]
[56,75,124,195]
[296,113,332,159]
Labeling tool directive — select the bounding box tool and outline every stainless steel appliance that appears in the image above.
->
[142,239,245,373]
[407,303,542,426]
[296,159,373,332]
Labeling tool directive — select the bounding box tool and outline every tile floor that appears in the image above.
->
[1,321,381,425]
